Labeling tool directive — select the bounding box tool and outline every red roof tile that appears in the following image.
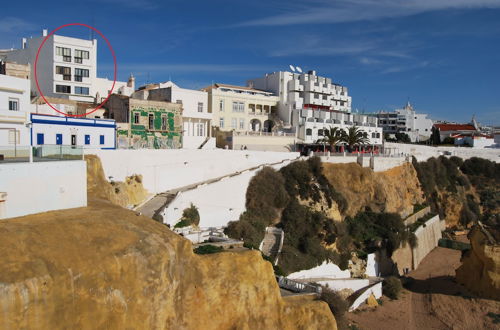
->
[434,124,476,131]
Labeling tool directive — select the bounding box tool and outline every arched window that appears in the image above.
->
[306,128,312,136]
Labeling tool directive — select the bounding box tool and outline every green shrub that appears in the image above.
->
[319,286,349,329]
[175,203,200,228]
[194,245,223,255]
[383,276,403,300]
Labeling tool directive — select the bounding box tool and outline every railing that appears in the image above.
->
[233,131,296,137]
[0,146,31,163]
[276,276,322,294]
[34,145,84,161]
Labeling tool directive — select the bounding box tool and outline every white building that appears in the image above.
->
[2,29,134,107]
[30,113,116,149]
[133,81,214,149]
[0,71,30,150]
[376,102,433,142]
[247,70,382,145]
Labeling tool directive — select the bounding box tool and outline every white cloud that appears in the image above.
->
[237,0,500,27]
[0,17,37,33]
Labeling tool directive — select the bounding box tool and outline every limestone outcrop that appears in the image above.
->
[456,224,500,300]
[0,200,336,329]
[85,154,148,208]
[322,162,424,218]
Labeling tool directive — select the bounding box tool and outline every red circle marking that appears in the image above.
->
[34,23,117,117]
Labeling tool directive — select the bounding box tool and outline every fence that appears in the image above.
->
[0,145,83,164]
[276,276,322,294]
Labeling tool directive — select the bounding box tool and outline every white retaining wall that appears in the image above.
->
[385,142,500,163]
[349,282,382,311]
[86,149,300,194]
[0,161,87,219]
[412,215,445,268]
[320,155,407,172]
[318,278,369,293]
[288,261,351,280]
[163,160,293,228]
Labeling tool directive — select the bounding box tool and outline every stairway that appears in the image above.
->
[260,227,284,263]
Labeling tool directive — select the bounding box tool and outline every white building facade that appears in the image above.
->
[2,29,133,107]
[247,70,382,145]
[31,114,116,149]
[376,102,433,142]
[133,81,214,149]
[0,73,31,149]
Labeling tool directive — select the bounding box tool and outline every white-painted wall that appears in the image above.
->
[349,282,383,311]
[31,114,115,149]
[163,160,292,227]
[288,261,351,280]
[384,142,500,162]
[0,74,31,148]
[86,149,300,194]
[0,160,87,219]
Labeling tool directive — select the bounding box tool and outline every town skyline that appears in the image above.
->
[2,0,500,125]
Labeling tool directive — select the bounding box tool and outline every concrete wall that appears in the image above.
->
[349,282,382,311]
[412,215,445,268]
[288,261,351,280]
[0,160,87,219]
[404,206,431,226]
[232,133,296,152]
[163,159,293,228]
[86,149,300,194]
[320,154,407,172]
[318,279,369,293]
[384,142,500,162]
[0,74,30,113]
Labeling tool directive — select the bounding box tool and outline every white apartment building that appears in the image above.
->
[132,81,214,149]
[2,29,133,108]
[203,83,279,133]
[0,72,30,149]
[377,102,433,142]
[247,70,382,145]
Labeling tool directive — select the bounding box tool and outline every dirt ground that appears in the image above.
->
[347,244,500,330]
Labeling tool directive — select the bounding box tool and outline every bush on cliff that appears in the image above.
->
[318,286,349,330]
[383,276,403,300]
[174,203,200,228]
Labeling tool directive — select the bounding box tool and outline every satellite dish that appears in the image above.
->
[296,66,303,73]
[289,65,296,72]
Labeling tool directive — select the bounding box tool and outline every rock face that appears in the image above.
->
[0,200,336,329]
[322,162,424,218]
[86,155,148,208]
[456,224,500,300]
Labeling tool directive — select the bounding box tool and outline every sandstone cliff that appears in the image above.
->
[85,154,148,208]
[322,162,424,218]
[0,200,336,329]
[456,224,500,300]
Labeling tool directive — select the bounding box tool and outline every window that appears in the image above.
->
[56,66,71,80]
[176,100,182,104]
[231,118,237,129]
[197,123,205,136]
[306,128,312,136]
[148,114,154,130]
[75,86,89,95]
[56,133,63,145]
[37,133,44,145]
[219,100,224,112]
[74,49,89,63]
[318,129,324,136]
[85,135,90,145]
[376,133,380,138]
[219,117,224,128]
[232,102,244,113]
[56,85,71,94]
[99,135,105,145]
[133,112,139,124]
[74,68,89,82]
[198,102,204,113]
[372,132,376,138]
[56,47,71,62]
[239,119,245,129]
[161,115,167,130]
[8,98,19,111]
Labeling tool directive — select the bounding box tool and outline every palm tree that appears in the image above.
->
[341,126,369,152]
[317,127,344,152]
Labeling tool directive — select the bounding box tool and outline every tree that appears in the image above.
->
[317,127,344,151]
[341,126,369,151]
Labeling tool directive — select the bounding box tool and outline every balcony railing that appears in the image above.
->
[0,145,83,164]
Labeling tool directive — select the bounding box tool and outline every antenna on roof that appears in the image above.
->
[289,65,296,72]
[296,66,303,73]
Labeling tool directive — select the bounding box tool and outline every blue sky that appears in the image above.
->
[2,0,500,125]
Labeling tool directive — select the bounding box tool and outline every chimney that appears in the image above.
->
[22,38,27,49]
[42,29,48,37]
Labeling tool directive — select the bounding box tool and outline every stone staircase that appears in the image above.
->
[260,227,284,264]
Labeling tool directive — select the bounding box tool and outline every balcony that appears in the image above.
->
[288,80,304,91]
